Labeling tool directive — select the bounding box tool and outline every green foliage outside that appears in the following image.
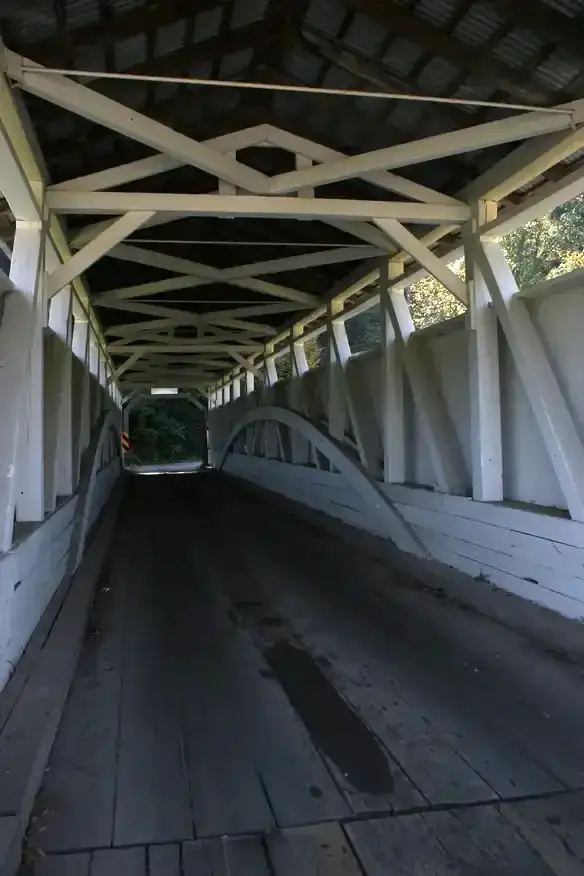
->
[127,398,206,465]
[306,194,584,355]
[409,193,584,330]
[275,337,324,379]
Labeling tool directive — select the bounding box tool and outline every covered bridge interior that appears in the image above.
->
[2,0,584,873]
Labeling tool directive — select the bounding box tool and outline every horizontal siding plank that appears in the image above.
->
[416,525,584,605]
[396,501,584,579]
[384,484,584,549]
[427,542,584,619]
[223,455,584,619]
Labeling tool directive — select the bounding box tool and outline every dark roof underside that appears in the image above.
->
[3,0,584,354]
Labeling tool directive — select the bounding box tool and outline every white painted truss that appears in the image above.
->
[2,45,584,554]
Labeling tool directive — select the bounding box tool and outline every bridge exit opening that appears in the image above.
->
[123,391,208,474]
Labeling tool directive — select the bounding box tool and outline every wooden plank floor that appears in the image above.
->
[23,473,584,875]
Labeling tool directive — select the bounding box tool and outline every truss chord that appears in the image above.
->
[17,65,574,116]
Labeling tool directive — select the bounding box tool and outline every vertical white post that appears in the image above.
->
[475,238,584,521]
[89,335,99,377]
[290,325,310,464]
[48,283,71,336]
[265,345,278,387]
[89,335,103,423]
[231,377,242,452]
[13,223,46,524]
[328,301,379,472]
[244,371,255,455]
[97,352,104,409]
[72,320,91,480]
[245,370,255,397]
[47,286,74,499]
[100,353,108,389]
[380,259,406,483]
[327,300,347,443]
[0,219,45,549]
[291,324,309,378]
[263,343,280,458]
[465,202,503,501]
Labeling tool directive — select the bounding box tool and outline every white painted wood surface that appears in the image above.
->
[465,204,503,502]
[0,456,121,694]
[214,271,584,514]
[212,269,584,623]
[222,454,584,620]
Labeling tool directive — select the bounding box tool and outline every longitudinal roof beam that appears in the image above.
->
[47,191,470,223]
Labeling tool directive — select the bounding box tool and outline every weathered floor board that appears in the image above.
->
[205,478,578,803]
[148,845,181,876]
[347,807,558,875]
[28,564,124,852]
[91,846,147,876]
[112,512,193,847]
[501,790,584,873]
[24,473,584,875]
[33,853,91,876]
[267,822,363,876]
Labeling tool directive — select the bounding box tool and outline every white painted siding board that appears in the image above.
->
[500,341,564,510]
[426,541,584,620]
[222,454,584,618]
[0,456,119,695]
[223,456,370,527]
[11,498,76,584]
[382,483,584,548]
[409,376,437,489]
[427,326,472,477]
[415,525,584,605]
[393,501,584,579]
[531,288,584,446]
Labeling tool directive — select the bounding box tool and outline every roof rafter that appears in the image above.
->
[300,27,468,130]
[96,20,270,100]
[15,0,230,65]
[345,0,553,104]
[489,0,584,62]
